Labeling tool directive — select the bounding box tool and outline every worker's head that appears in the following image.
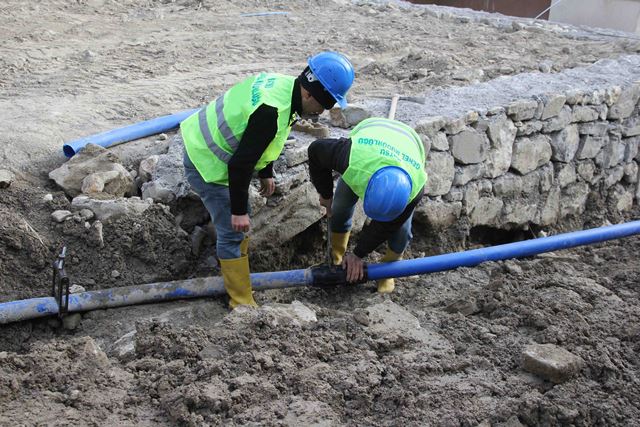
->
[363,166,413,222]
[299,51,354,115]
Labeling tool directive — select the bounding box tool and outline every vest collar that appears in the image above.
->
[291,78,303,125]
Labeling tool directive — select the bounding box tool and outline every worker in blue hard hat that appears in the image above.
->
[308,117,427,292]
[181,51,355,309]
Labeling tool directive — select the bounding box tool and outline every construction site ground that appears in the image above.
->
[1,0,639,425]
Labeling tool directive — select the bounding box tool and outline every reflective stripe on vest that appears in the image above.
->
[181,73,295,185]
[197,94,243,164]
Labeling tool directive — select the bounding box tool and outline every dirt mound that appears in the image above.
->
[2,0,640,425]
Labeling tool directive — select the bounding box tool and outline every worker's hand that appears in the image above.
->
[231,214,251,232]
[342,253,365,283]
[319,196,333,218]
[259,178,275,197]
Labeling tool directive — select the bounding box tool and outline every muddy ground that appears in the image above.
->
[1,0,640,425]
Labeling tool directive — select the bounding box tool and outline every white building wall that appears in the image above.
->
[549,0,640,33]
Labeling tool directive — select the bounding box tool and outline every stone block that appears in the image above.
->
[415,116,446,137]
[542,106,572,133]
[453,164,485,186]
[511,135,552,175]
[501,198,538,226]
[536,186,561,225]
[554,163,577,188]
[603,165,624,189]
[576,160,596,183]
[522,344,584,383]
[577,135,606,160]
[577,122,609,137]
[485,114,516,178]
[515,120,543,136]
[620,118,640,137]
[607,83,640,120]
[444,116,467,135]
[540,94,567,120]
[623,161,638,184]
[595,136,625,169]
[469,197,503,226]
[624,136,640,162]
[284,145,309,167]
[560,183,590,217]
[414,200,462,228]
[571,105,600,123]
[506,99,539,121]
[450,129,488,165]
[608,185,634,212]
[549,125,579,163]
[430,132,449,151]
[425,151,455,196]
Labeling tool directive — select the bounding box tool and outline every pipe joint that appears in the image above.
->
[310,264,369,287]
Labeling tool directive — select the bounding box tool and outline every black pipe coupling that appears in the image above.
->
[310,264,369,287]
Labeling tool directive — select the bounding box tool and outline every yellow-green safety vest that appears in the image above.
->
[343,117,427,202]
[181,73,295,185]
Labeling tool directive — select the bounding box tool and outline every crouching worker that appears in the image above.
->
[180,52,354,308]
[308,117,427,292]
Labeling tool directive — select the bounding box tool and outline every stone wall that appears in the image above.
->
[413,83,640,235]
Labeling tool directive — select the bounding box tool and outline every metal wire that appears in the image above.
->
[534,0,566,20]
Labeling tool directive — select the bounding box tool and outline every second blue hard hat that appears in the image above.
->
[363,166,413,222]
[307,51,355,109]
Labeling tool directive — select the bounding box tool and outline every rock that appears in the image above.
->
[42,193,54,202]
[444,298,479,315]
[450,129,488,165]
[329,104,371,128]
[607,83,640,120]
[511,135,552,175]
[51,210,73,223]
[506,99,539,121]
[0,169,15,188]
[540,94,566,120]
[425,151,455,196]
[78,209,95,221]
[414,200,462,228]
[91,220,104,247]
[522,343,584,383]
[190,225,207,256]
[138,155,160,183]
[284,144,309,167]
[48,143,133,197]
[549,125,580,163]
[469,197,503,226]
[69,284,86,294]
[62,313,82,330]
[292,119,330,138]
[485,114,517,178]
[72,195,153,221]
[538,61,553,73]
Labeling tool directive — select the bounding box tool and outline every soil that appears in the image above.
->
[1,1,640,426]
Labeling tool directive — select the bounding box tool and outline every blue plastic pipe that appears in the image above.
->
[367,220,640,280]
[0,269,311,324]
[63,108,199,158]
[0,220,639,324]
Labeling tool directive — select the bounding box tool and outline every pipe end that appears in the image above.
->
[63,144,76,158]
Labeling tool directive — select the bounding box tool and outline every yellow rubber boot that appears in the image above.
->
[330,231,351,265]
[377,248,403,293]
[219,255,257,309]
[240,237,249,257]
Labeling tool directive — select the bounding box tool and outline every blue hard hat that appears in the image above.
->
[363,166,413,222]
[308,51,355,109]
